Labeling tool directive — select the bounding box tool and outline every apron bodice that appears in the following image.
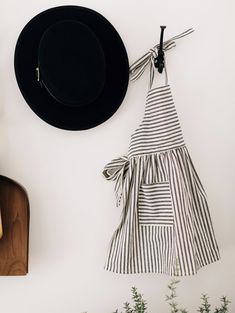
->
[128,83,185,158]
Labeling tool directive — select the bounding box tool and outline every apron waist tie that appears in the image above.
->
[102,156,129,207]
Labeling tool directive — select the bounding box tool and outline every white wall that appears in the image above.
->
[0,0,234,312]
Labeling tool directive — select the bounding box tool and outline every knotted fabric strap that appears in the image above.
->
[103,156,129,207]
[129,28,194,88]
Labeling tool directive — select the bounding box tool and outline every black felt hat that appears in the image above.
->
[14,5,129,130]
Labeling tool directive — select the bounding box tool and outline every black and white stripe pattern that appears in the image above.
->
[128,85,185,158]
[138,182,174,226]
[102,29,220,275]
[103,85,220,275]
[103,145,220,275]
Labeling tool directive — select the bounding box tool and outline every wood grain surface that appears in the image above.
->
[0,175,29,275]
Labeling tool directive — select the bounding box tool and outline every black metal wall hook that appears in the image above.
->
[154,25,166,73]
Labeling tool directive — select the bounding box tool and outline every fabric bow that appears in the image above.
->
[129,28,194,87]
[103,156,129,207]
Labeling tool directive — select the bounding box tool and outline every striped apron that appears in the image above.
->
[102,29,220,275]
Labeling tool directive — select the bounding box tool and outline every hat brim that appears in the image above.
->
[14,5,129,130]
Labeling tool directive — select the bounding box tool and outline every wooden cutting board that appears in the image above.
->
[0,175,29,275]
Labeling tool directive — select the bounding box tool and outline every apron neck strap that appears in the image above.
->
[129,28,195,89]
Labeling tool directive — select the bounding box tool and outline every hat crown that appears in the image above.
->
[14,5,129,130]
[38,19,106,106]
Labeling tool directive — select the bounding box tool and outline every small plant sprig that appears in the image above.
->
[132,286,147,313]
[198,294,211,313]
[113,286,147,313]
[165,278,188,313]
[214,296,230,313]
